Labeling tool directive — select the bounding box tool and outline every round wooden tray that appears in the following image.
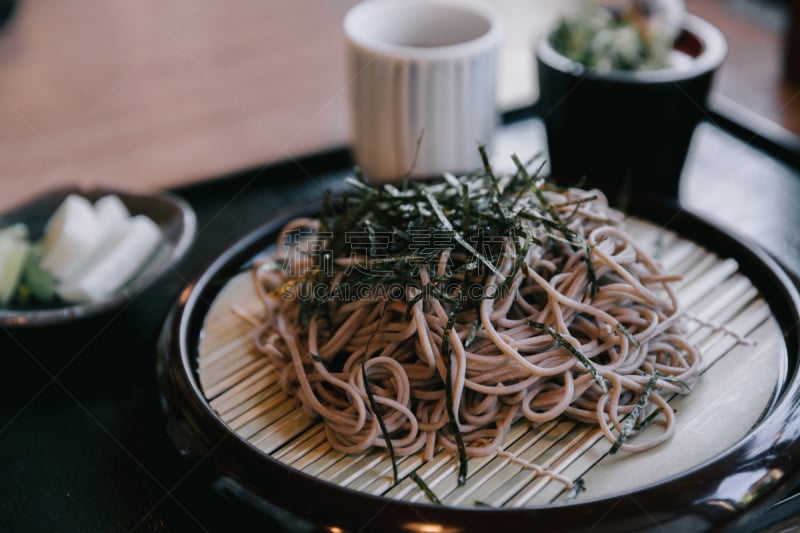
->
[157,197,800,532]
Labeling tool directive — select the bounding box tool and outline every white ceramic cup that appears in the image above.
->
[344,0,503,183]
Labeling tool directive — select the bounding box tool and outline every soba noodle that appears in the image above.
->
[242,164,701,487]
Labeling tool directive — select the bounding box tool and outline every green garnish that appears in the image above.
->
[565,478,586,502]
[423,190,506,283]
[442,298,469,486]
[527,320,606,393]
[362,361,400,485]
[633,407,663,432]
[553,194,598,211]
[464,317,481,348]
[517,202,599,297]
[288,153,576,330]
[661,375,691,394]
[362,300,400,485]
[610,370,660,455]
[410,471,442,505]
[617,322,641,349]
[512,154,561,226]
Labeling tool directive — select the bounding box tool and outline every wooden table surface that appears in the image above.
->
[1,0,794,213]
[0,0,573,211]
[0,0,359,211]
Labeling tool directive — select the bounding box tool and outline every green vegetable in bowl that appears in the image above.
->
[550,1,680,71]
[19,244,55,303]
[0,224,32,305]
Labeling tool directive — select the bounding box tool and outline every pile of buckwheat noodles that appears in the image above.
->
[242,159,701,485]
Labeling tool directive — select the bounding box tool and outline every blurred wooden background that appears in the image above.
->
[0,0,796,211]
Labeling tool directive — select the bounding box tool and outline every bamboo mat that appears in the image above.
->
[196,218,785,507]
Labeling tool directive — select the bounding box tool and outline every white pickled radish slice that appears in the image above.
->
[59,195,132,283]
[57,215,161,303]
[40,195,101,280]
[95,195,130,236]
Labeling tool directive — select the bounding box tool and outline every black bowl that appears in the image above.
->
[0,185,196,328]
[536,14,726,203]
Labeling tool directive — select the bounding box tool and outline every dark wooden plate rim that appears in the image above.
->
[157,195,800,532]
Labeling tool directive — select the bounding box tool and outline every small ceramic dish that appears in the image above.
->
[0,186,196,328]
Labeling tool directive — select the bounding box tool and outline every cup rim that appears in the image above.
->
[344,0,503,61]
[536,13,727,83]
